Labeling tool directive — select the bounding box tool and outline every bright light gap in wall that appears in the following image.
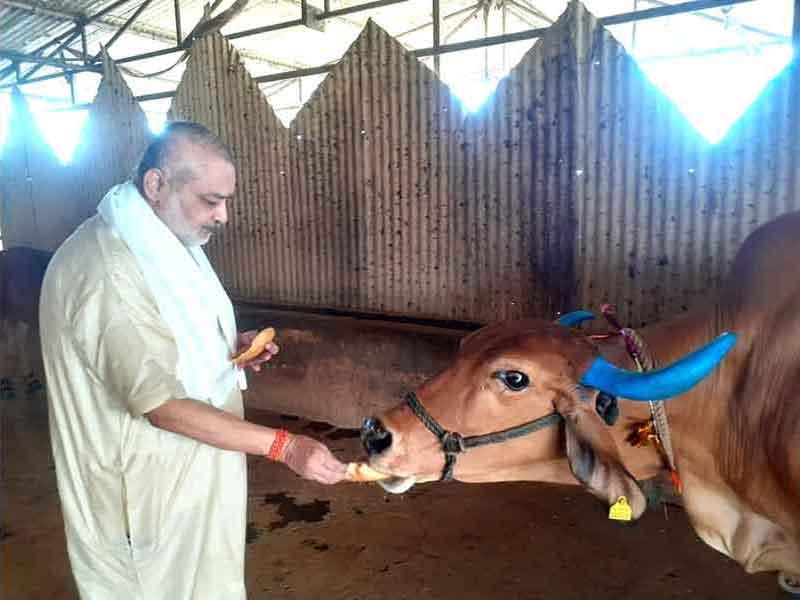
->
[451,42,793,145]
[629,32,793,143]
[448,4,793,144]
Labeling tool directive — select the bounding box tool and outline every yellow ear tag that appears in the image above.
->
[609,496,633,521]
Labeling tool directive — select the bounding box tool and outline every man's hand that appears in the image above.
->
[236,330,279,372]
[278,434,346,485]
[147,402,346,485]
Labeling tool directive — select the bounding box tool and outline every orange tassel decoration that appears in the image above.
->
[626,419,683,495]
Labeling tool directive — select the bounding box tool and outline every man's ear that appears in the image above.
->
[553,389,646,520]
[142,168,167,206]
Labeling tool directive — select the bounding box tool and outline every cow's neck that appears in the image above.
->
[596,306,722,482]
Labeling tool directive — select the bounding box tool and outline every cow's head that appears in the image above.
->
[361,317,735,518]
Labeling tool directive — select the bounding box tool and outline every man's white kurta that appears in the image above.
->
[40,213,247,600]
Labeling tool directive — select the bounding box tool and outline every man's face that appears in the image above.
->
[147,142,236,246]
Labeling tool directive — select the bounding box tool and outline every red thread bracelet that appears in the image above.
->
[267,429,290,461]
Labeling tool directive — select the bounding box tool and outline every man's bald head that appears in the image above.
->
[133,121,233,196]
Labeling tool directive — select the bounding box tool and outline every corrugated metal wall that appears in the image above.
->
[569,2,800,325]
[0,89,78,250]
[168,35,296,305]
[169,26,467,318]
[454,8,581,322]
[0,57,150,251]
[69,53,152,230]
[168,3,798,326]
[2,1,798,325]
[289,21,465,318]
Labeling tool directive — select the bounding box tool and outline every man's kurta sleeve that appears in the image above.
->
[71,261,187,417]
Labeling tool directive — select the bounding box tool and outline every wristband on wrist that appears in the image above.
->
[266,429,291,461]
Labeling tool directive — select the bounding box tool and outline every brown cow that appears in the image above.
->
[361,211,800,592]
[0,246,53,399]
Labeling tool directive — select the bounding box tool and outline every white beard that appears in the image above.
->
[158,192,211,247]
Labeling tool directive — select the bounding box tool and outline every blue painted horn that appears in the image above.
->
[580,332,737,401]
[556,310,596,327]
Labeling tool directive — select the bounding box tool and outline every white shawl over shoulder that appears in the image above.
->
[97,181,245,406]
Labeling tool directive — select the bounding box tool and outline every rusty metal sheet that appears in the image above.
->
[0,88,71,249]
[168,34,297,305]
[570,2,800,325]
[69,53,152,229]
[0,55,150,250]
[290,20,465,318]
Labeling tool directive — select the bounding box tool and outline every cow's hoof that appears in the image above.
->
[0,378,15,401]
[778,572,800,596]
[26,379,43,395]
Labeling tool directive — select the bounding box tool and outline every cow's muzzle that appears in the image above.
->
[360,417,418,494]
[361,417,393,456]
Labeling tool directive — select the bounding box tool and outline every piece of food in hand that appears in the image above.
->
[232,327,276,365]
[345,462,391,483]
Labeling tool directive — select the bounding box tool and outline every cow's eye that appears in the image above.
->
[494,370,530,392]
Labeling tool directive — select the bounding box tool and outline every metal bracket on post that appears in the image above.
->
[77,17,88,65]
[433,0,440,75]
[66,72,76,104]
[174,0,183,45]
[303,3,325,32]
[58,48,77,103]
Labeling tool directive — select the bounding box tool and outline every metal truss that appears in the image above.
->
[1,0,792,103]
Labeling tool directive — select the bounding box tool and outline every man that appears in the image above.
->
[40,121,346,599]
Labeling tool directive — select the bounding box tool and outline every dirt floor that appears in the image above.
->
[0,387,785,600]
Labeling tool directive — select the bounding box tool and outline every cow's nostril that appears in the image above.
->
[360,417,393,456]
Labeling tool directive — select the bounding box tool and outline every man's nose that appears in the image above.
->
[361,417,393,456]
[214,201,228,225]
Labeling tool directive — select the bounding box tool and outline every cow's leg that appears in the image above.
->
[684,478,800,581]
[20,324,44,397]
[0,377,13,401]
[17,322,31,385]
[25,373,43,396]
[0,319,16,400]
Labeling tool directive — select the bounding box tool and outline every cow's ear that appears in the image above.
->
[553,390,647,520]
